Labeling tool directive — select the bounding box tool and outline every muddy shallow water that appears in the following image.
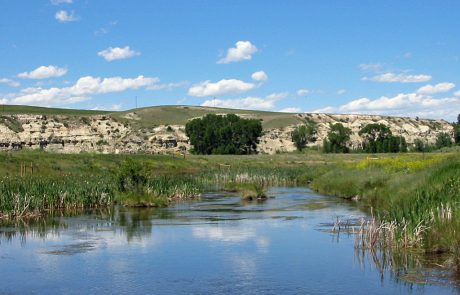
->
[0,187,458,294]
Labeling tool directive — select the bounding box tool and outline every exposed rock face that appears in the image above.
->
[258,113,454,154]
[0,113,454,154]
[0,114,188,154]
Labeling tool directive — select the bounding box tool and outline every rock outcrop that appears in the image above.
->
[0,112,454,154]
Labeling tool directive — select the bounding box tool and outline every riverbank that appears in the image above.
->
[1,150,459,257]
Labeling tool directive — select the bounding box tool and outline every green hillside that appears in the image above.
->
[0,105,303,129]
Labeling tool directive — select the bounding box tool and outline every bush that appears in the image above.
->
[116,159,147,193]
[436,132,453,149]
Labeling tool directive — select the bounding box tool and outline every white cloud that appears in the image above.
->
[18,65,67,79]
[201,92,287,110]
[358,63,383,71]
[417,82,455,95]
[297,89,310,96]
[311,106,336,114]
[55,10,79,22]
[310,92,459,120]
[340,93,456,112]
[251,71,268,82]
[94,21,118,36]
[217,41,257,64]
[4,75,158,106]
[188,79,255,97]
[51,0,72,4]
[454,90,460,97]
[337,89,346,95]
[146,81,189,91]
[0,98,8,104]
[279,107,301,113]
[91,104,122,111]
[266,92,288,100]
[97,46,140,61]
[0,78,20,87]
[362,72,432,83]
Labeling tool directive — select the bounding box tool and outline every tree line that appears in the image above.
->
[293,119,458,153]
[186,113,458,155]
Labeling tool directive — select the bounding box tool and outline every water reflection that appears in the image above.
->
[0,188,458,294]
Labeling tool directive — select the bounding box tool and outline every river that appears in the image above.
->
[0,187,457,294]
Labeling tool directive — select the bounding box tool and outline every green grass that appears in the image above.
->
[311,152,460,253]
[1,149,460,256]
[112,105,303,129]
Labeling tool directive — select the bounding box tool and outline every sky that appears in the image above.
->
[0,0,459,121]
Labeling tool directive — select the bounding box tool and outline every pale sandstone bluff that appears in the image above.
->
[0,113,454,154]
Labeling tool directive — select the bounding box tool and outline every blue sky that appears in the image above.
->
[1,0,459,120]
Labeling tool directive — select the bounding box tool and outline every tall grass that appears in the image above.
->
[314,154,460,255]
[0,175,115,219]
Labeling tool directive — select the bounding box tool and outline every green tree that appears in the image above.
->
[291,123,317,151]
[323,123,352,153]
[435,132,453,149]
[358,123,408,153]
[358,123,393,153]
[413,138,429,152]
[454,114,460,145]
[185,114,263,155]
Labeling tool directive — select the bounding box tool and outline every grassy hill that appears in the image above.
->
[0,104,303,129]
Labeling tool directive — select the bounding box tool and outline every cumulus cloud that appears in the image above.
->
[297,89,310,96]
[97,46,140,61]
[311,106,336,114]
[279,107,301,113]
[91,104,122,111]
[188,79,255,97]
[251,71,268,82]
[201,92,287,110]
[217,41,257,64]
[417,82,455,95]
[0,78,20,87]
[362,72,432,83]
[455,90,460,97]
[310,92,459,120]
[55,10,79,22]
[51,0,72,4]
[18,65,67,79]
[4,75,158,106]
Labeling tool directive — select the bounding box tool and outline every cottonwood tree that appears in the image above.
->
[323,123,352,153]
[185,114,262,155]
[291,123,317,151]
[359,123,407,153]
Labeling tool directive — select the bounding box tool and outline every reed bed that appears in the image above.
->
[0,175,115,219]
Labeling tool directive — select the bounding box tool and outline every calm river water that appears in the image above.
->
[0,188,458,294]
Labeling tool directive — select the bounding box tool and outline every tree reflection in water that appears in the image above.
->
[0,206,176,245]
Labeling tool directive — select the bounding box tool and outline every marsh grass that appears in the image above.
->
[0,175,114,219]
[320,154,460,260]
